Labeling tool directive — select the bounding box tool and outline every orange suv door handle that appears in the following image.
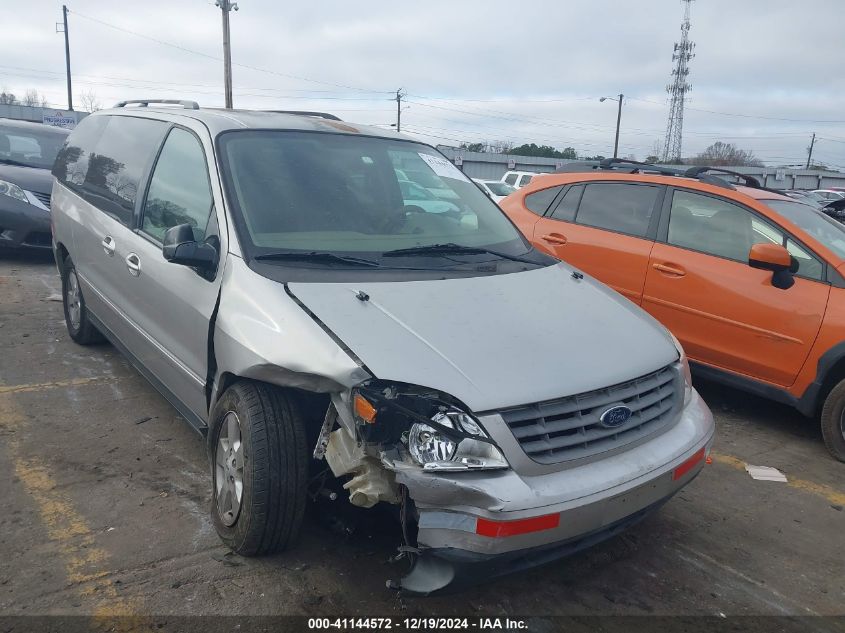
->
[653,262,686,277]
[540,233,567,245]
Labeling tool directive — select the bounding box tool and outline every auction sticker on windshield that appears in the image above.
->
[418,153,470,182]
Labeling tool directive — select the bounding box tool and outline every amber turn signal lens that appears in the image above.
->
[354,394,378,424]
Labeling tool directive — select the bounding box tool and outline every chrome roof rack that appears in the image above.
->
[264,110,342,121]
[114,99,200,109]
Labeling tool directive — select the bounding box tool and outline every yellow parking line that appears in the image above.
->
[711,452,845,506]
[0,376,116,395]
[0,392,142,624]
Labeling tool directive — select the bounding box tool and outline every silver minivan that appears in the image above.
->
[51,102,714,594]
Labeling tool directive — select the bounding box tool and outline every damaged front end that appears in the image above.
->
[318,380,511,592]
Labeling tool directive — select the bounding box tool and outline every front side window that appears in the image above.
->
[504,173,518,186]
[142,128,213,242]
[575,183,659,238]
[217,131,530,269]
[765,199,845,260]
[668,190,781,262]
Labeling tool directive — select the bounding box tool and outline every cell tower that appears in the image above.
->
[662,0,695,163]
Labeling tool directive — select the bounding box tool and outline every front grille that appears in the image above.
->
[500,364,680,464]
[32,191,51,208]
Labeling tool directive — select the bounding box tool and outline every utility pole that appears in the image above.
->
[56,5,73,111]
[613,93,623,159]
[215,0,238,109]
[395,89,405,133]
[806,132,816,169]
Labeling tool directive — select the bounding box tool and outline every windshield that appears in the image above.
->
[765,199,845,260]
[0,123,68,169]
[217,131,529,265]
[484,181,516,196]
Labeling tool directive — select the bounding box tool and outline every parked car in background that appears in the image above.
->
[500,159,845,461]
[51,105,713,594]
[501,170,537,189]
[782,189,826,208]
[821,197,845,223]
[0,119,69,251]
[813,189,845,202]
[472,178,516,202]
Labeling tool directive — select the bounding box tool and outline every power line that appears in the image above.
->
[67,9,394,95]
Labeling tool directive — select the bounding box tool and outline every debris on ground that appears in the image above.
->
[43,294,63,302]
[745,464,788,482]
[211,551,243,567]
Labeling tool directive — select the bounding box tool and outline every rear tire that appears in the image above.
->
[61,255,103,345]
[819,379,845,462]
[209,381,308,555]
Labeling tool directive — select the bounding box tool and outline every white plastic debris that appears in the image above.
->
[744,464,788,482]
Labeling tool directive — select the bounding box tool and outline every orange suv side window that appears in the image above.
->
[575,183,660,238]
[667,190,824,280]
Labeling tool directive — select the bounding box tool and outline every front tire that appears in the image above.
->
[209,381,308,555]
[61,255,103,345]
[819,379,845,462]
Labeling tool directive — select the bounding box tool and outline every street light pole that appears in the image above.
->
[215,0,238,109]
[57,5,73,111]
[613,93,623,159]
[600,94,624,159]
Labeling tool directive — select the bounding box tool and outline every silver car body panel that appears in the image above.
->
[287,262,677,413]
[211,255,370,407]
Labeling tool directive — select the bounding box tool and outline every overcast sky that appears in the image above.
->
[4,0,845,168]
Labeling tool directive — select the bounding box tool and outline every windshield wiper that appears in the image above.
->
[254,251,383,267]
[382,242,537,264]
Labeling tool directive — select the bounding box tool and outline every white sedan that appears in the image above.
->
[472,179,517,203]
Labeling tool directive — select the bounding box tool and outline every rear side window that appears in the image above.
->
[550,185,583,222]
[141,128,213,242]
[575,183,660,238]
[53,115,108,188]
[524,186,562,215]
[80,116,167,225]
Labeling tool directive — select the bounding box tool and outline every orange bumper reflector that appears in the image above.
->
[353,394,377,424]
[476,513,560,538]
[673,447,706,481]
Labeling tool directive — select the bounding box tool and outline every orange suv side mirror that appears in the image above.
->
[748,243,795,290]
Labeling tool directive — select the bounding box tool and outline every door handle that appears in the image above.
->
[653,262,686,277]
[540,232,567,245]
[101,235,116,257]
[125,253,141,277]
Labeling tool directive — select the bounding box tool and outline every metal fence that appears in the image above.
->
[436,147,845,190]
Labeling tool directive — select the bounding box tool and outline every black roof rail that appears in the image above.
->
[684,166,761,189]
[114,99,200,110]
[264,110,342,121]
[555,158,736,190]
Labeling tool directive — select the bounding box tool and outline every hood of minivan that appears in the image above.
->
[287,263,677,412]
[0,164,53,195]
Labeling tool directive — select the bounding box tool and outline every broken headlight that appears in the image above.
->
[352,383,509,472]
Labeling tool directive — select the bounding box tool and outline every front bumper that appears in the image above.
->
[393,389,714,594]
[0,200,52,250]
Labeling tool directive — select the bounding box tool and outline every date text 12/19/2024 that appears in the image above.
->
[307,618,528,631]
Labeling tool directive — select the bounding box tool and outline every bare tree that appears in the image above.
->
[22,89,48,107]
[690,141,763,167]
[0,88,17,105]
[78,89,102,113]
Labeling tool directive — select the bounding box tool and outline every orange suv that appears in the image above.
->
[500,160,845,461]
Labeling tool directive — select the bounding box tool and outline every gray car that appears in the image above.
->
[50,101,714,594]
[0,119,69,251]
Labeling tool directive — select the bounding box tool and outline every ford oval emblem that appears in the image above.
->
[600,405,632,429]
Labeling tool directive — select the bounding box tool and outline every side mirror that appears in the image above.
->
[748,243,794,290]
[162,224,217,272]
